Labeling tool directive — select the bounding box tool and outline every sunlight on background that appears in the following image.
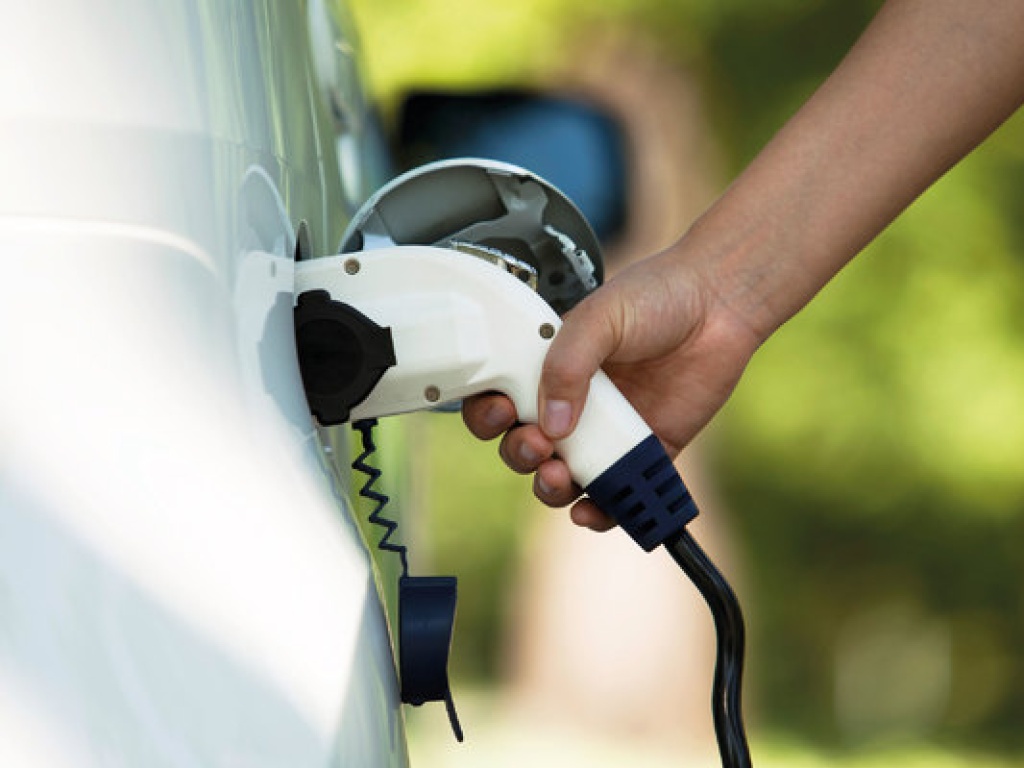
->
[343,0,1024,765]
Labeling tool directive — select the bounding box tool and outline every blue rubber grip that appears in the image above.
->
[584,434,698,551]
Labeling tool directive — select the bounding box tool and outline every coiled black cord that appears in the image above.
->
[664,530,752,768]
[352,418,409,576]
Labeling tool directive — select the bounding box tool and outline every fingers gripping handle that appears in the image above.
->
[506,364,698,552]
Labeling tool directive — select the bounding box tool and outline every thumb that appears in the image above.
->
[538,290,621,440]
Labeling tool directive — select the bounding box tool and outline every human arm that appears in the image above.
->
[464,0,1024,529]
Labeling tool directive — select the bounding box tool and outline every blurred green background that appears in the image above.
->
[344,0,1024,765]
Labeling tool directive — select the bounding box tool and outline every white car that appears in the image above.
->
[1,1,406,764]
[1,2,740,766]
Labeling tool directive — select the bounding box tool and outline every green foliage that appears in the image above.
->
[346,0,577,106]
[714,110,1024,749]
[721,145,1024,520]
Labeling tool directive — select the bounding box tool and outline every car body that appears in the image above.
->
[0,1,407,764]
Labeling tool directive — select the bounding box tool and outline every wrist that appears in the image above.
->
[660,219,774,358]
[671,191,827,349]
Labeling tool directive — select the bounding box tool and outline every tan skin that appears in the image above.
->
[463,0,1024,531]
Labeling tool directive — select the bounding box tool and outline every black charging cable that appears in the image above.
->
[664,530,752,768]
[583,434,753,767]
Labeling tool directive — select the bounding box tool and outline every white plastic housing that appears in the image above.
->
[296,246,652,486]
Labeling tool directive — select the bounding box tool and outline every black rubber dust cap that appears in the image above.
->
[398,575,463,741]
[293,290,396,425]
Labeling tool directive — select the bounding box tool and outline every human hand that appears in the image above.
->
[462,241,763,532]
[471,0,1024,532]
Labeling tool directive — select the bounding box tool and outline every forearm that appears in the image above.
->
[685,0,1024,341]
